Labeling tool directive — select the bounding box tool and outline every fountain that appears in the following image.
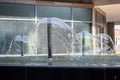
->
[30,18,115,60]
[95,33,115,54]
[6,35,29,56]
[28,18,74,64]
[6,17,115,65]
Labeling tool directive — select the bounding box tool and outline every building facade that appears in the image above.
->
[0,1,107,56]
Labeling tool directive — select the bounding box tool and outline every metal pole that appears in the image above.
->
[47,19,52,65]
[47,23,52,59]
[21,35,24,56]
[82,32,85,56]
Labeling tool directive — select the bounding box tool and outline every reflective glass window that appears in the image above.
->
[37,6,71,20]
[73,22,92,33]
[0,20,35,55]
[73,8,92,21]
[0,3,35,17]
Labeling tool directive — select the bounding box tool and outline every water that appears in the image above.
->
[95,34,115,54]
[6,35,29,55]
[29,18,73,56]
[6,18,115,63]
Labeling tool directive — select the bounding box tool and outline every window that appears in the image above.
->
[0,3,35,17]
[0,3,35,55]
[73,7,92,21]
[95,10,106,27]
[37,6,71,20]
[73,22,92,33]
[0,20,35,55]
[73,22,92,53]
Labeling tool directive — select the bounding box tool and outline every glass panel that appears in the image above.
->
[0,3,35,17]
[64,22,71,27]
[73,22,92,54]
[31,18,72,55]
[13,4,35,17]
[73,8,92,21]
[0,20,16,54]
[96,11,104,26]
[33,22,48,55]
[13,21,35,55]
[103,16,106,26]
[0,20,35,55]
[51,23,72,54]
[37,6,71,20]
[73,22,92,33]
[0,3,13,16]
